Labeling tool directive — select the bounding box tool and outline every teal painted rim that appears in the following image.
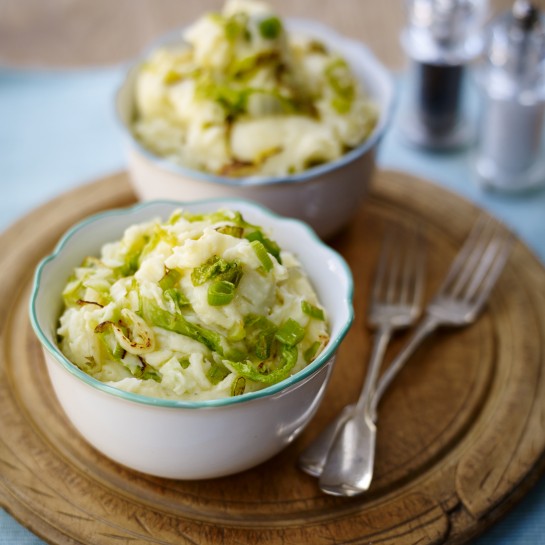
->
[29,198,355,409]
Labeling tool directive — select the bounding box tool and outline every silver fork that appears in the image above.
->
[318,215,514,497]
[298,226,425,478]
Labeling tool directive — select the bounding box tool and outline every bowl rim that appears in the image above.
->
[30,198,355,409]
[114,17,395,188]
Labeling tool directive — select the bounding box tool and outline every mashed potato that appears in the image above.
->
[57,209,329,401]
[132,0,378,177]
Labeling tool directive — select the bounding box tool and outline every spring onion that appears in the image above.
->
[275,318,305,346]
[159,267,181,290]
[250,240,273,272]
[216,225,244,238]
[208,280,236,306]
[301,300,325,321]
[245,230,282,263]
[258,16,282,40]
[206,362,231,385]
[244,314,277,360]
[164,288,191,312]
[227,343,298,384]
[304,341,321,363]
[178,356,191,369]
[191,255,243,287]
[231,376,246,396]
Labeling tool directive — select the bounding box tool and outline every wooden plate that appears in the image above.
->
[2,170,545,545]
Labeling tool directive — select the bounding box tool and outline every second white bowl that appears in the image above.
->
[116,19,394,239]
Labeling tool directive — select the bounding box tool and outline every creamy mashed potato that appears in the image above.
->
[132,0,378,177]
[57,209,329,401]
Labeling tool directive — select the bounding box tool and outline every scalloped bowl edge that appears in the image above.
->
[29,198,355,478]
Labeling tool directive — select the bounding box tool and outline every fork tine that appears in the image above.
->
[399,229,424,306]
[372,227,402,304]
[399,231,413,305]
[412,231,426,309]
[449,218,494,298]
[438,216,490,297]
[468,232,514,314]
[385,230,401,304]
[371,228,394,304]
[462,226,508,302]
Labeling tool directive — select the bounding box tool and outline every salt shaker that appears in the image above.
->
[400,0,485,149]
[475,0,545,192]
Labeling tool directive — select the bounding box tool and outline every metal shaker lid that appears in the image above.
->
[483,1,545,93]
[401,0,486,64]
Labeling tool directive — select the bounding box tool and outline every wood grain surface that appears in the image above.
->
[0,0,533,69]
[2,170,545,544]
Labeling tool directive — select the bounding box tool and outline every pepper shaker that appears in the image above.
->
[475,0,545,191]
[400,0,485,149]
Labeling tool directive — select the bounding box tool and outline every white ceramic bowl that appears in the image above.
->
[116,19,394,239]
[30,199,354,479]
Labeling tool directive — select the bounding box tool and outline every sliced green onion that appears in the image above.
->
[325,58,355,100]
[178,356,191,369]
[258,16,282,39]
[304,341,321,363]
[164,288,190,312]
[163,69,182,85]
[244,314,277,360]
[254,330,275,360]
[227,320,246,342]
[216,225,244,238]
[197,82,251,118]
[206,362,231,385]
[225,13,250,42]
[192,255,225,285]
[331,96,352,114]
[167,210,183,224]
[275,318,305,346]
[159,267,181,290]
[224,346,247,362]
[137,226,178,265]
[208,280,235,306]
[192,255,242,286]
[301,300,325,321]
[245,230,282,263]
[227,343,298,384]
[250,240,273,272]
[231,376,246,396]
[117,249,141,277]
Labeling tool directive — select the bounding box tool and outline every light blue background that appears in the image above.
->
[2,65,545,544]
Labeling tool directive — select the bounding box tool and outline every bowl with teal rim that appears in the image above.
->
[30,198,354,479]
[116,17,394,239]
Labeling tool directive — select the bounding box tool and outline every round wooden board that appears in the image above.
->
[2,170,545,545]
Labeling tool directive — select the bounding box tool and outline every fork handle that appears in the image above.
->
[355,326,393,413]
[298,327,392,478]
[369,314,440,420]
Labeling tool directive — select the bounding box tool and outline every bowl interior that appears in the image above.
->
[31,199,354,407]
